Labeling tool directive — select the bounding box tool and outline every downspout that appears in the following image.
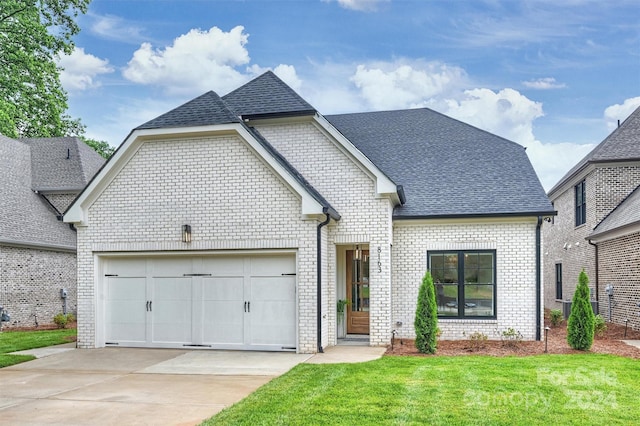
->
[317,212,331,353]
[536,216,542,341]
[588,239,599,313]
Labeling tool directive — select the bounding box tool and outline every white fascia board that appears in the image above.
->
[64,124,328,225]
[312,114,401,204]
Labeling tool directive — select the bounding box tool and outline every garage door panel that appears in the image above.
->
[152,277,192,344]
[202,257,245,275]
[202,301,244,344]
[250,255,295,276]
[251,276,295,300]
[151,258,191,277]
[105,258,147,277]
[105,277,146,343]
[203,277,244,300]
[251,301,296,346]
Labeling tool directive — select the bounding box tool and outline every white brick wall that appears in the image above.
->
[77,135,319,352]
[392,219,540,341]
[257,122,394,347]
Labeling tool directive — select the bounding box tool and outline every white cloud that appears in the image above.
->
[522,77,566,90]
[441,87,544,144]
[57,47,114,91]
[123,26,252,95]
[350,60,467,110]
[323,0,389,12]
[89,13,146,44]
[521,139,595,190]
[604,97,640,130]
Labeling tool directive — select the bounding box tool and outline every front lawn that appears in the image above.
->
[0,328,76,368]
[204,354,638,425]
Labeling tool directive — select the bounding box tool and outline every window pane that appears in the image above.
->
[443,266,458,283]
[430,254,444,270]
[477,253,493,269]
[464,284,494,317]
[436,283,458,316]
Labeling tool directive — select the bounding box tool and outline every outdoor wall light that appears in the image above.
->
[182,225,192,243]
[354,244,361,261]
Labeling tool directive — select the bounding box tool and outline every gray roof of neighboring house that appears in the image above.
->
[0,134,78,249]
[222,71,316,119]
[20,137,105,192]
[589,183,640,239]
[548,106,640,196]
[327,109,554,218]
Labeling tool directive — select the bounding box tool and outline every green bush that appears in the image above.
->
[594,314,607,337]
[550,309,563,327]
[53,313,76,329]
[414,271,438,354]
[567,270,595,350]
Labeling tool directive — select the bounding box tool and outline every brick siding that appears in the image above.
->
[393,219,541,341]
[0,245,76,328]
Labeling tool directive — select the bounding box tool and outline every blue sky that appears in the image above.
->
[58,0,640,189]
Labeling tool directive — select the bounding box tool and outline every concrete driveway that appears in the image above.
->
[0,346,312,425]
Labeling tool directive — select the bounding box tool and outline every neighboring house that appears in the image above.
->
[64,72,554,353]
[0,134,105,328]
[543,106,640,331]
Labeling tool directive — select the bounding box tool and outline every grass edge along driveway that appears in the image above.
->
[204,354,638,426]
[0,328,76,368]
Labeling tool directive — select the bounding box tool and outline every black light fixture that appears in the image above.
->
[182,225,192,243]
[354,244,361,261]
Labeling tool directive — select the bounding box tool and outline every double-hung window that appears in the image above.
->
[428,250,496,319]
[555,263,563,300]
[575,180,586,226]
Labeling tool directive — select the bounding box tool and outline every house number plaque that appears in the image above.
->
[377,247,382,273]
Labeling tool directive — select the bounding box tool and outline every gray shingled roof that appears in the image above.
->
[548,106,640,196]
[589,183,640,239]
[223,71,316,119]
[0,135,77,249]
[327,109,554,218]
[138,91,241,130]
[20,137,105,192]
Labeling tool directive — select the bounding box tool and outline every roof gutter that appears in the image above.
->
[536,216,542,341]
[316,211,331,354]
[393,211,557,221]
[588,239,599,313]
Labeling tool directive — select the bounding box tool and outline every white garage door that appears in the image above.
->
[102,254,297,351]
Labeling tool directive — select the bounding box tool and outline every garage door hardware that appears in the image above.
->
[281,273,296,276]
[244,301,251,312]
[183,273,213,277]
[145,301,153,311]
[105,274,118,277]
[183,344,212,348]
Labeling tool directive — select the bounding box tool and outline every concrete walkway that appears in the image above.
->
[622,340,640,350]
[1,343,385,425]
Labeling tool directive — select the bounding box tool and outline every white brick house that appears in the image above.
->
[65,72,554,353]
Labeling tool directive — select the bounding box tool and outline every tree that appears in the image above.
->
[414,270,438,354]
[567,270,595,350]
[83,138,115,159]
[0,0,90,138]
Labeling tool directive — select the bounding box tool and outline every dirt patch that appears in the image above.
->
[386,317,640,359]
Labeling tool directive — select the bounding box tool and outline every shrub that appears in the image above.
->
[466,331,488,351]
[53,313,76,329]
[567,270,595,350]
[550,309,563,327]
[500,328,523,348]
[414,271,438,354]
[594,314,607,337]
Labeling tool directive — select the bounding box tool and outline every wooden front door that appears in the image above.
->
[346,249,370,334]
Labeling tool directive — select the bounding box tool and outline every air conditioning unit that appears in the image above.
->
[562,300,599,319]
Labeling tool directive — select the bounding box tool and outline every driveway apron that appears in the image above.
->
[0,347,311,425]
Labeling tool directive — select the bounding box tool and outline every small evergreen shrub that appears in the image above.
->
[567,270,595,350]
[550,309,563,327]
[593,314,607,337]
[414,271,438,354]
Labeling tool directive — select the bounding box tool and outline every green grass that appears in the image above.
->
[0,328,76,368]
[204,354,639,425]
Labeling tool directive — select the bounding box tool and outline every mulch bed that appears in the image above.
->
[386,318,640,359]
